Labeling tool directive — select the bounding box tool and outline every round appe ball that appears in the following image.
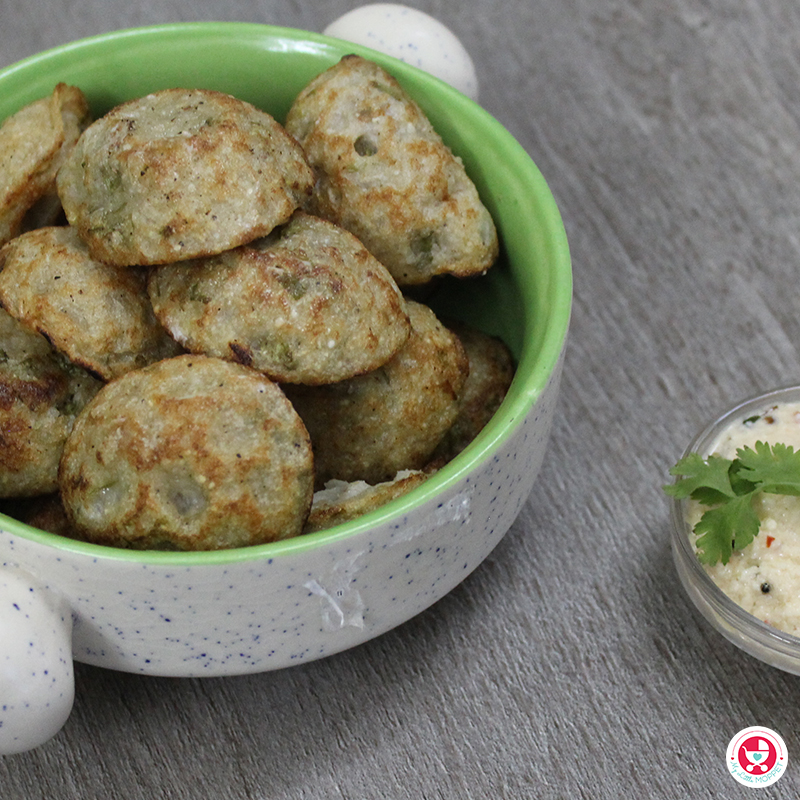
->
[56,88,314,266]
[285,301,469,487]
[285,55,498,286]
[148,211,410,384]
[0,226,182,380]
[0,83,90,247]
[59,355,314,550]
[0,308,101,498]
[432,322,515,461]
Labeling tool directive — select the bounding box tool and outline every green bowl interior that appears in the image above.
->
[0,22,572,564]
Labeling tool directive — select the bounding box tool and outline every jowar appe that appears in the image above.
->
[0,56,512,550]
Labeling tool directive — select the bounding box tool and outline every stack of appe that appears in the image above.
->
[0,56,514,551]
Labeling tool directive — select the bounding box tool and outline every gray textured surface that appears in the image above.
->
[2,1,800,797]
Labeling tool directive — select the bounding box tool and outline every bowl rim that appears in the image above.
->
[0,21,572,565]
[669,384,800,669]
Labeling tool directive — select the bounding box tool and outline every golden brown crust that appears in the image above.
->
[0,226,182,380]
[433,322,515,461]
[148,211,410,384]
[286,56,498,285]
[285,301,469,487]
[0,83,90,246]
[0,307,102,497]
[59,355,314,550]
[57,88,314,265]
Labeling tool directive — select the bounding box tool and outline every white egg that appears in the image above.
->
[324,3,479,101]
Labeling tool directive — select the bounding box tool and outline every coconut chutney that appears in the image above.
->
[687,400,800,635]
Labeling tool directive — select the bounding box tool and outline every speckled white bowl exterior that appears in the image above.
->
[324,4,480,100]
[0,22,571,754]
[2,359,561,668]
[0,363,562,753]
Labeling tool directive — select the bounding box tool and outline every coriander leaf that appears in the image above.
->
[728,458,759,496]
[693,494,760,565]
[736,441,800,496]
[664,439,800,566]
[664,452,738,504]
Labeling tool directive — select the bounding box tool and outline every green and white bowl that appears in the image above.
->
[0,22,571,754]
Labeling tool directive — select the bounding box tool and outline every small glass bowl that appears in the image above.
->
[669,384,800,674]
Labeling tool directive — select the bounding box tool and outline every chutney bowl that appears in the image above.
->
[670,385,800,676]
